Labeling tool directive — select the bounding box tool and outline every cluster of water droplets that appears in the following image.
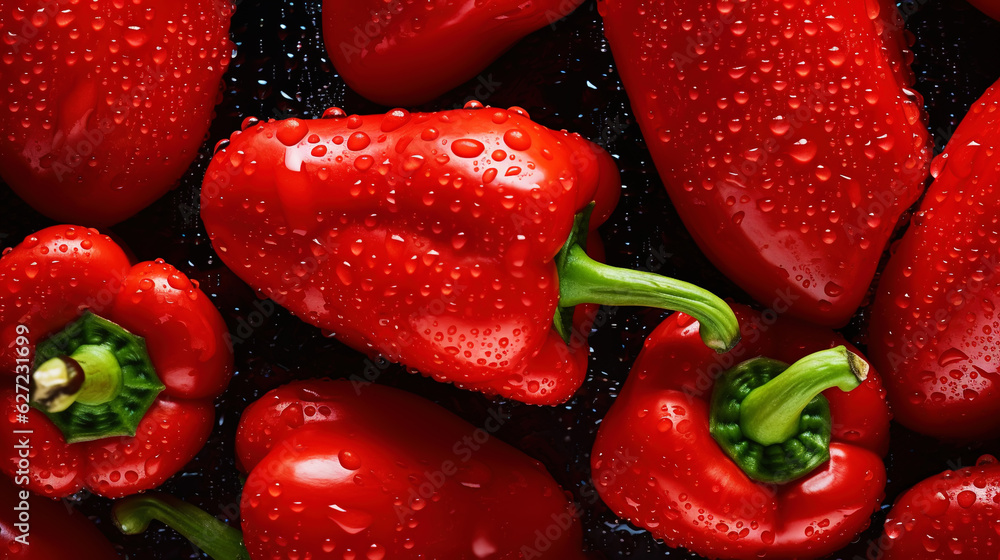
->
[870,87,1000,423]
[1,1,232,199]
[602,0,930,312]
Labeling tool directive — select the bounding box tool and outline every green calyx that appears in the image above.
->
[30,312,165,443]
[553,204,740,353]
[709,346,868,483]
[114,494,249,560]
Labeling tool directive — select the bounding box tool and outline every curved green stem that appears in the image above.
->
[32,345,123,412]
[558,244,739,353]
[739,346,868,446]
[113,494,249,560]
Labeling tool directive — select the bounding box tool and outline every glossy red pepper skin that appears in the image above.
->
[592,304,890,559]
[1,478,120,559]
[868,79,1000,441]
[0,1,232,226]
[0,225,233,498]
[236,379,586,559]
[969,0,1000,20]
[599,0,931,326]
[323,0,584,106]
[202,106,620,405]
[880,454,1000,559]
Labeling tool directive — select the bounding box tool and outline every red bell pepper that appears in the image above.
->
[592,304,890,559]
[114,379,587,559]
[599,0,931,326]
[1,478,119,559]
[0,0,233,226]
[0,225,233,498]
[880,454,1000,559]
[323,0,584,105]
[969,0,1000,20]
[868,78,1000,440]
[201,105,740,405]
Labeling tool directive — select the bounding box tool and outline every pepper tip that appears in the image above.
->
[846,349,870,383]
[704,330,741,354]
[111,496,153,535]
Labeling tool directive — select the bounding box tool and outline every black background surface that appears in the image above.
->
[3,0,1000,557]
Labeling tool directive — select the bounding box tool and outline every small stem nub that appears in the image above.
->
[31,357,85,412]
[739,346,868,446]
[30,345,124,412]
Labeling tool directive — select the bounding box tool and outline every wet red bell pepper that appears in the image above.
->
[114,379,587,559]
[1,477,119,559]
[868,78,1000,441]
[599,0,931,326]
[879,454,1000,559]
[0,0,233,226]
[323,0,585,105]
[592,303,890,559]
[0,225,233,498]
[201,104,740,405]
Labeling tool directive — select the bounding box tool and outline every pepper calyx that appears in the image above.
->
[30,312,165,443]
[552,204,594,342]
[709,346,867,483]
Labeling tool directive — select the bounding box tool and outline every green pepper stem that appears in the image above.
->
[31,345,124,412]
[739,346,868,446]
[113,494,249,560]
[557,244,740,352]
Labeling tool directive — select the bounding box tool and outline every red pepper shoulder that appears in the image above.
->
[108,260,233,400]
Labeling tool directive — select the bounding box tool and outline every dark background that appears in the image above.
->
[3,0,1000,557]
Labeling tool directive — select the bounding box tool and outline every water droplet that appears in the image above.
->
[277,119,309,146]
[769,117,790,136]
[347,132,371,151]
[824,282,842,297]
[503,129,531,151]
[338,450,362,470]
[336,263,353,285]
[452,138,485,158]
[327,504,373,535]
[124,27,148,48]
[957,490,977,508]
[938,348,969,367]
[380,108,410,131]
[322,107,347,119]
[354,155,374,171]
[788,139,817,163]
